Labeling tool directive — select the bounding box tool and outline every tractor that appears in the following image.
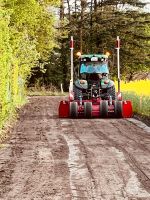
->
[59,36,133,118]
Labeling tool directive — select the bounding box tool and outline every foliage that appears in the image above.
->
[43,0,150,90]
[0,0,59,128]
[0,5,13,127]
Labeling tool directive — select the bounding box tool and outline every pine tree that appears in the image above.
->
[60,0,150,81]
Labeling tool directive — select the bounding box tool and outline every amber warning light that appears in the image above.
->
[76,52,81,57]
[105,51,110,56]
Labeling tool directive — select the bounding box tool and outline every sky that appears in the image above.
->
[143,1,150,12]
[66,0,150,13]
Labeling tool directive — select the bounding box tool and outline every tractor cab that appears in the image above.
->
[79,54,109,87]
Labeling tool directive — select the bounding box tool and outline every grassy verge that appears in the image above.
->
[0,99,27,144]
[123,92,150,117]
[0,86,67,143]
[27,87,67,96]
[0,106,18,144]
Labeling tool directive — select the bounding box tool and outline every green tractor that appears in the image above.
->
[74,54,116,101]
[59,36,132,118]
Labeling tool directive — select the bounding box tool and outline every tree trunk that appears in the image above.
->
[60,0,64,20]
[80,0,87,53]
[60,0,68,91]
[66,0,71,21]
[94,0,97,11]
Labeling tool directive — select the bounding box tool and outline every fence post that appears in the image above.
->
[140,96,142,111]
[61,83,64,94]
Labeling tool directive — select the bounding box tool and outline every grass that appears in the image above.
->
[0,108,17,144]
[27,86,67,96]
[0,98,27,143]
[0,85,65,143]
[116,80,150,117]
[122,92,150,117]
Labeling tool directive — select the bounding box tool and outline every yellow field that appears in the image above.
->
[115,80,150,96]
[115,80,150,117]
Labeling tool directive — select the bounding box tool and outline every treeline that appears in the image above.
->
[33,0,150,90]
[0,0,59,126]
[0,0,150,126]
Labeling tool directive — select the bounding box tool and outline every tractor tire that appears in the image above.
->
[84,102,92,118]
[70,102,78,118]
[73,86,82,100]
[114,101,123,118]
[100,100,108,117]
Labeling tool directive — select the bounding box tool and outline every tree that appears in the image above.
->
[0,0,60,126]
[28,0,150,90]
[60,0,150,81]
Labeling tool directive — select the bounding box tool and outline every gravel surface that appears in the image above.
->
[0,96,150,200]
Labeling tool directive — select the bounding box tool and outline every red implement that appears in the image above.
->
[59,101,69,118]
[59,99,133,118]
[122,100,133,118]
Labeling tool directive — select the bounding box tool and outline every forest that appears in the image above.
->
[30,0,150,90]
[0,0,150,126]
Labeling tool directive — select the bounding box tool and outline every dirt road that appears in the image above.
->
[0,96,150,200]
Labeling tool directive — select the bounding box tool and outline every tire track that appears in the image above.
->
[0,97,72,200]
[110,120,150,152]
[0,96,150,200]
[91,120,150,195]
[60,119,98,199]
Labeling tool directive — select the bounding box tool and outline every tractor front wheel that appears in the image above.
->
[100,100,108,117]
[70,102,78,118]
[84,102,92,118]
[114,101,123,118]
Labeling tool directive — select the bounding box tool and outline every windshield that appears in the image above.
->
[80,62,109,74]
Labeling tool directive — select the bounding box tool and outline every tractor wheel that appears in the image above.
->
[114,101,123,118]
[73,86,82,100]
[84,102,92,118]
[107,86,116,100]
[100,100,108,117]
[70,102,78,118]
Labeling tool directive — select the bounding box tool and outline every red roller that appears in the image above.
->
[59,101,69,118]
[122,101,133,118]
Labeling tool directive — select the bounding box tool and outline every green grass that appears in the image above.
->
[27,87,67,96]
[0,97,27,143]
[0,107,17,144]
[123,92,150,117]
